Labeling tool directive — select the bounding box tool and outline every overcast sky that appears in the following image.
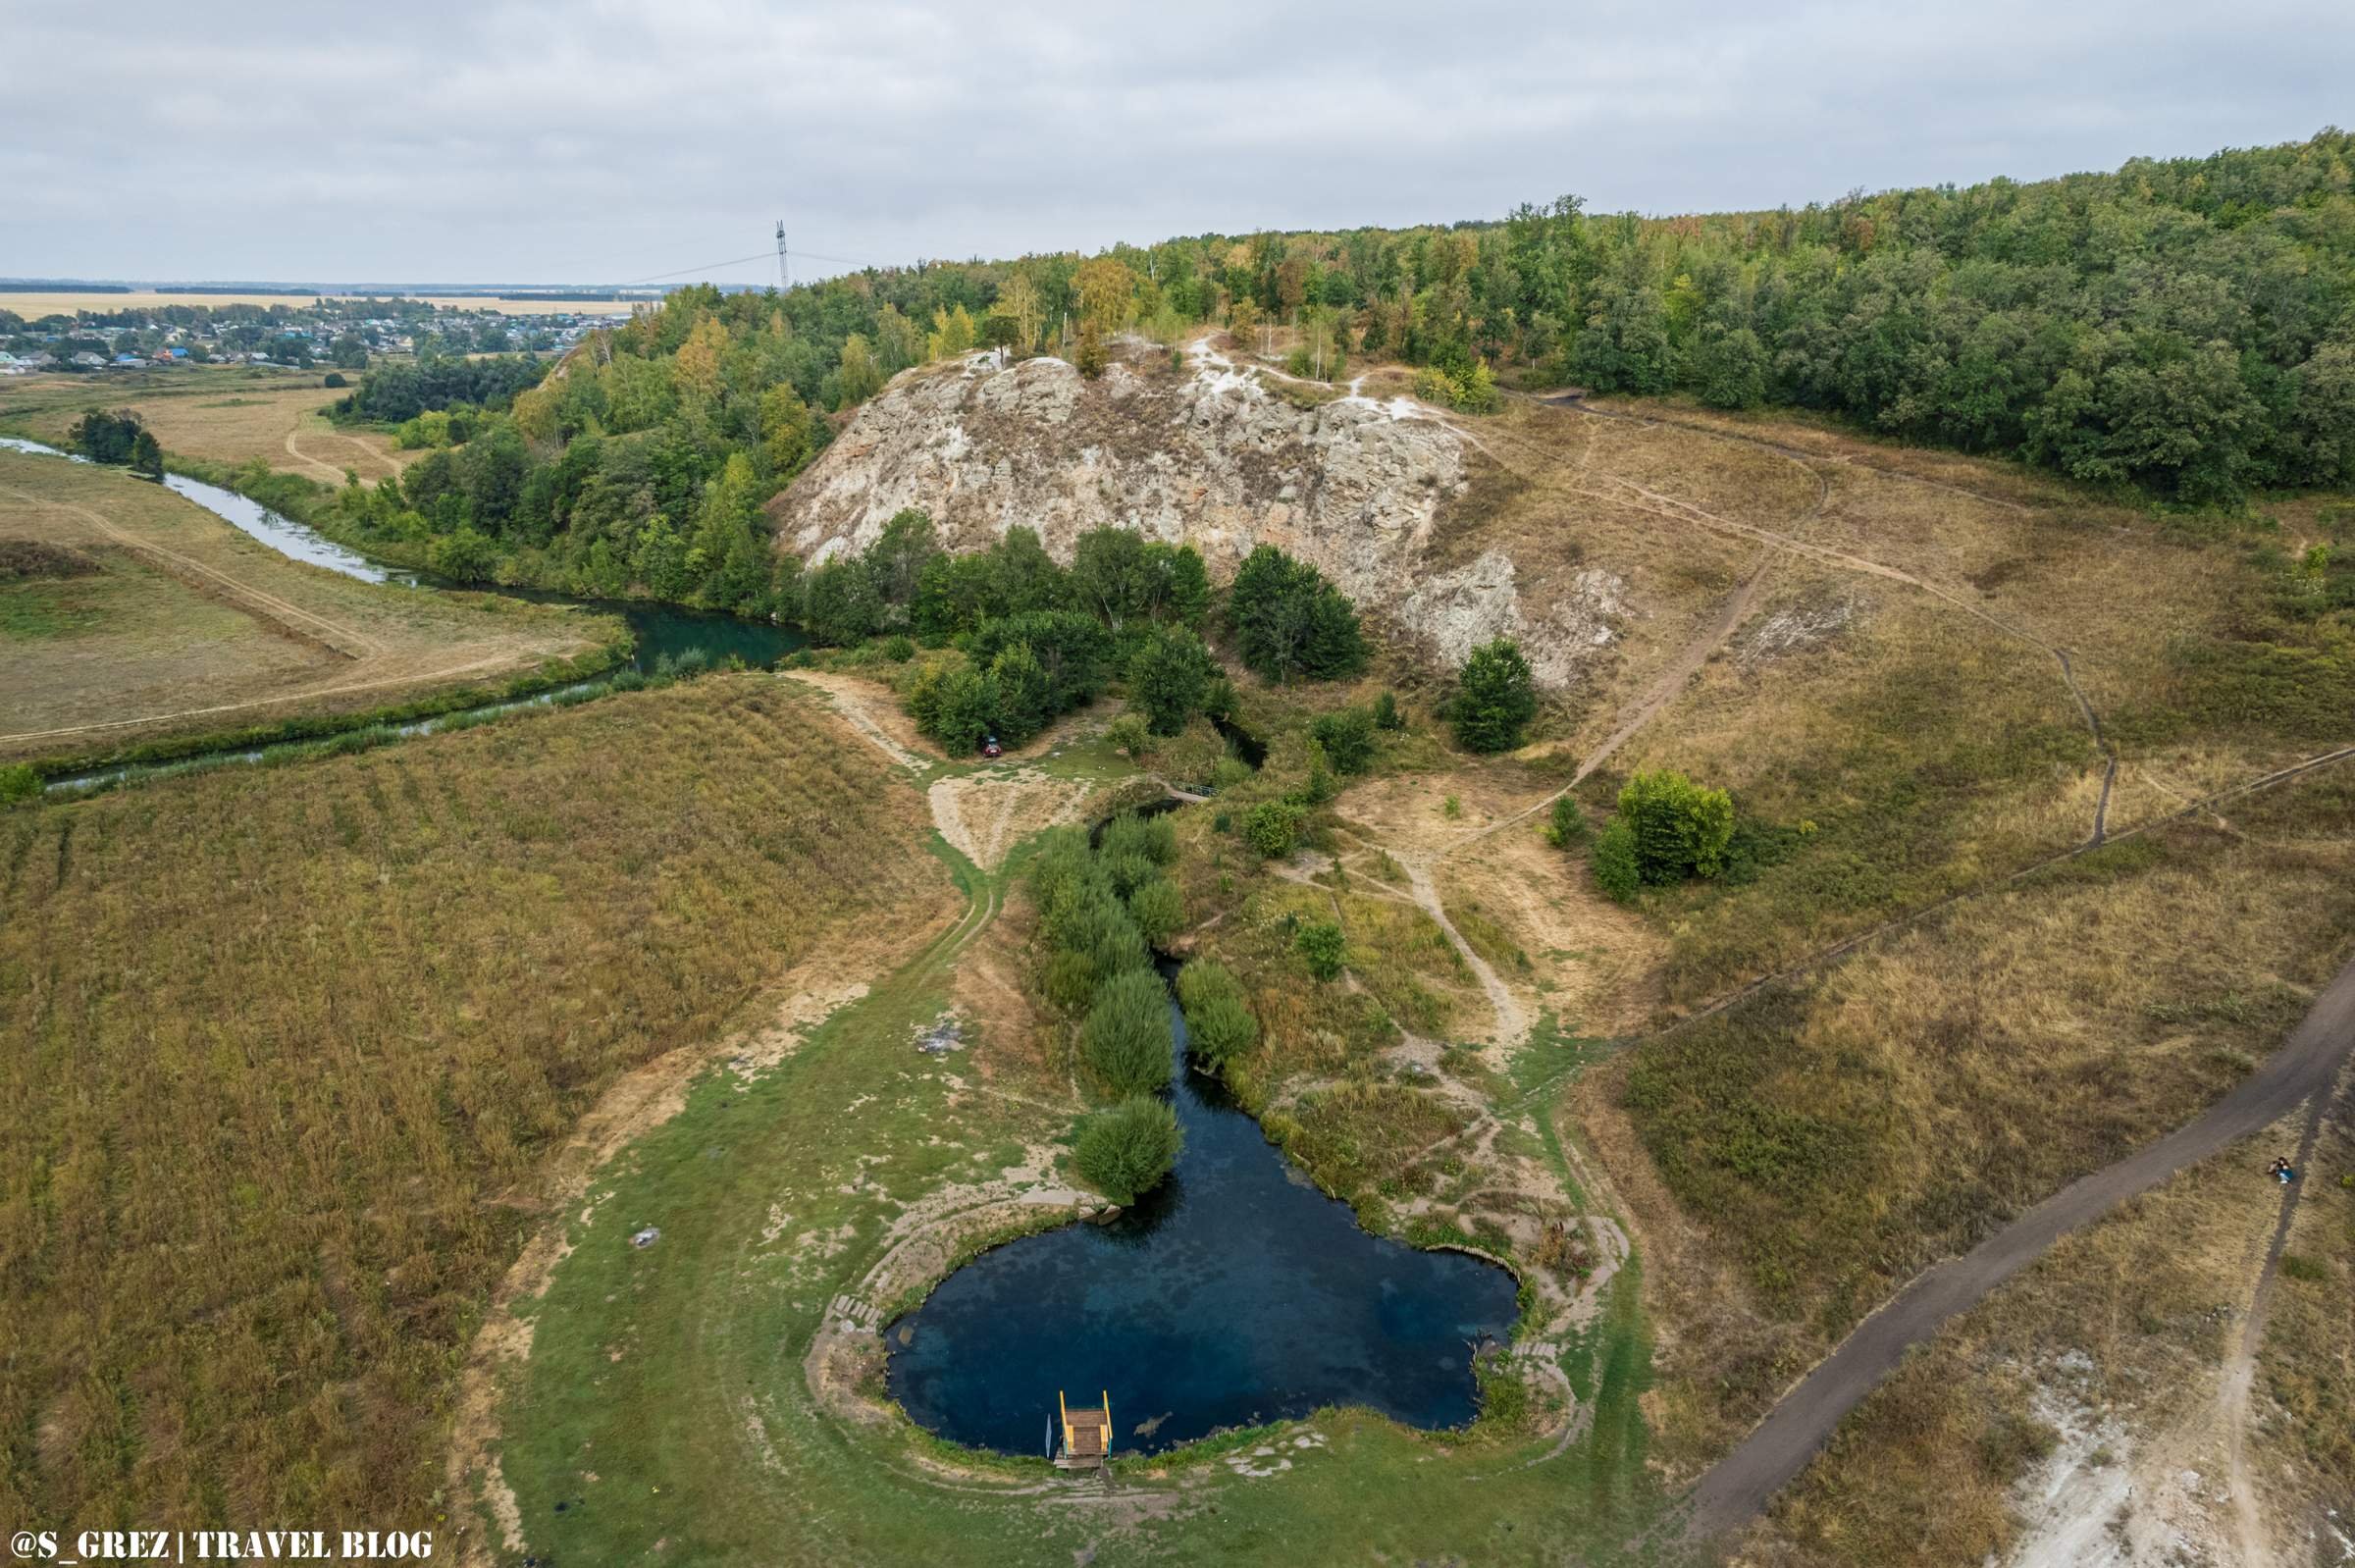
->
[3,0,2348,286]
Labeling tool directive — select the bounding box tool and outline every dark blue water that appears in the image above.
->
[885,963,1520,1457]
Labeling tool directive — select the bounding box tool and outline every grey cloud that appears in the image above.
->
[1,0,2347,282]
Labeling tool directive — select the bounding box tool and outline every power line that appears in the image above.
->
[608,248,779,287]
[598,236,893,292]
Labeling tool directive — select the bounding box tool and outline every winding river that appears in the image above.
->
[1,436,804,782]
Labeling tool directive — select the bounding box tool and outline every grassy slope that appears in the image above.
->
[0,445,611,761]
[0,676,954,1527]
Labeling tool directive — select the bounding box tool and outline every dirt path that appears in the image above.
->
[1680,954,2355,1542]
[0,648,527,748]
[281,426,349,485]
[0,475,384,656]
[780,670,928,772]
[2220,1086,2333,1566]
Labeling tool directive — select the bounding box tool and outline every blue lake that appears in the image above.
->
[885,962,1520,1458]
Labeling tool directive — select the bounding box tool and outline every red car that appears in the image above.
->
[980,735,1003,758]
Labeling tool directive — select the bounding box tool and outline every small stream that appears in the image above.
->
[885,945,1520,1459]
[2,437,805,785]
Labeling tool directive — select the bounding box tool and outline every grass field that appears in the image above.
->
[0,676,955,1530]
[0,446,610,761]
[1,290,635,317]
[1593,764,2355,1499]
[0,367,413,482]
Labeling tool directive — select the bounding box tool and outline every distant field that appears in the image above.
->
[0,368,412,481]
[0,446,612,759]
[0,289,637,317]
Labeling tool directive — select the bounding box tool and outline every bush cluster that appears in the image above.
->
[1227,545,1367,684]
[1025,813,1186,1093]
[1175,959,1259,1068]
[1593,768,1736,902]
[1072,1096,1182,1205]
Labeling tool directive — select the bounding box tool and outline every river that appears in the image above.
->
[1,436,805,785]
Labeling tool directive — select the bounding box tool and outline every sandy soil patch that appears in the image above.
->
[780,669,929,770]
[1434,826,1665,1036]
[930,766,1096,870]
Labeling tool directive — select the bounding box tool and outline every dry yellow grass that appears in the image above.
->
[0,369,412,480]
[0,675,955,1527]
[1738,1131,2289,1568]
[0,447,608,759]
[1603,764,2355,1481]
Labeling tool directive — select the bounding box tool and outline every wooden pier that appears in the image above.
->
[1054,1389,1112,1470]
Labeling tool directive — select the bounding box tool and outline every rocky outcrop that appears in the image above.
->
[767,342,1627,687]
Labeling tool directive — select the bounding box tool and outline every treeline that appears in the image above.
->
[305,131,2353,614]
[331,356,550,424]
[814,516,1371,755]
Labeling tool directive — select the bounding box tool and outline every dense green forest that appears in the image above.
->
[302,130,2355,617]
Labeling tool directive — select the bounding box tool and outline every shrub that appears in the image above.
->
[1592,816,1641,902]
[1452,638,1538,753]
[1295,920,1346,980]
[1372,691,1403,731]
[1106,710,1152,757]
[1126,876,1184,945]
[1072,1096,1183,1204]
[1098,809,1178,866]
[1243,799,1307,859]
[427,526,499,582]
[1080,969,1175,1095]
[0,762,39,807]
[1616,768,1736,883]
[1544,795,1589,849]
[322,371,347,388]
[1310,707,1376,774]
[1101,851,1160,898]
[1211,756,1255,793]
[882,634,916,662]
[1177,960,1258,1066]
[1297,750,1338,806]
[1126,626,1218,735]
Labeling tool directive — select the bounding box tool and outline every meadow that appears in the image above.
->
[0,366,412,481]
[0,445,610,763]
[0,675,954,1529]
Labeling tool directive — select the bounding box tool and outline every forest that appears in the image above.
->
[305,131,2355,616]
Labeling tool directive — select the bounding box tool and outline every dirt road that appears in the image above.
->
[1680,953,2355,1542]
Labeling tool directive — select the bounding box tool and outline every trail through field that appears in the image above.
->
[780,670,929,772]
[2221,1087,2331,1568]
[1472,400,2120,844]
[285,421,408,484]
[281,426,349,484]
[1679,954,2355,1543]
[0,475,384,656]
[0,649,529,748]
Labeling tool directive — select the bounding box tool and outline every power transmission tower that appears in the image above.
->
[776,221,788,291]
